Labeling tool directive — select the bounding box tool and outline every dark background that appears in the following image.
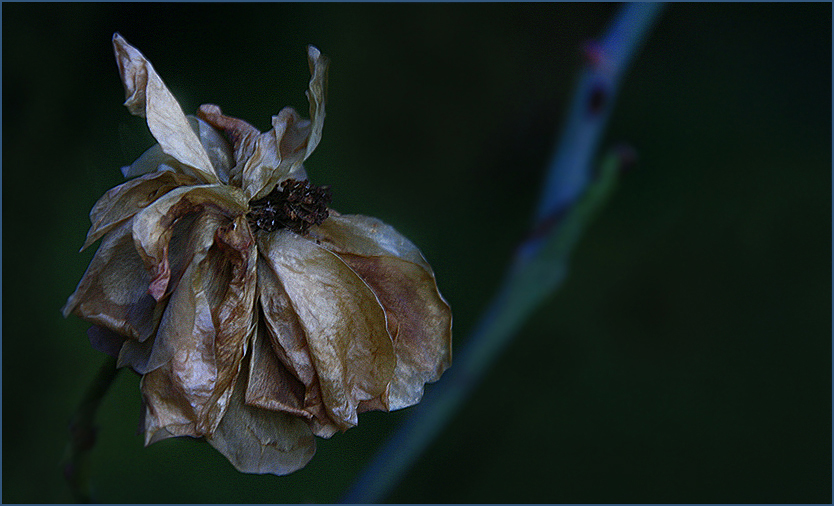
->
[3,3,831,503]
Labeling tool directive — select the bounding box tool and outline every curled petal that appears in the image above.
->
[112,33,219,184]
[143,213,257,439]
[120,117,234,181]
[191,116,234,183]
[87,325,126,359]
[82,170,198,251]
[310,214,432,271]
[118,332,159,374]
[245,321,308,419]
[131,184,248,300]
[342,254,451,410]
[257,257,341,437]
[201,46,328,201]
[241,108,310,201]
[120,143,171,179]
[63,219,163,342]
[208,355,316,476]
[197,104,261,187]
[304,45,328,161]
[312,215,452,410]
[258,230,396,429]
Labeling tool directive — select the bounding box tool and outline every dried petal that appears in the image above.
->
[113,33,219,184]
[120,117,234,181]
[258,230,396,429]
[310,214,431,270]
[197,104,261,186]
[257,255,341,437]
[245,321,309,419]
[120,143,172,179]
[63,220,163,341]
[304,45,328,162]
[241,108,310,201]
[312,215,452,410]
[82,170,198,251]
[143,213,257,439]
[239,46,328,201]
[191,116,234,183]
[131,184,248,300]
[208,355,316,476]
[87,325,126,359]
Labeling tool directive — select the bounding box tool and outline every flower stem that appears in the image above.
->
[340,3,664,503]
[63,356,120,503]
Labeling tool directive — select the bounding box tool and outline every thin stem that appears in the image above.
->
[63,356,120,503]
[535,2,664,223]
[340,4,664,503]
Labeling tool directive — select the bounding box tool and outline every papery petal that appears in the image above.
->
[310,214,432,271]
[87,325,126,359]
[120,117,234,181]
[191,116,234,183]
[311,215,452,410]
[142,212,220,373]
[241,108,310,201]
[112,33,219,184]
[343,254,451,410]
[197,104,261,187]
[118,333,158,374]
[304,45,328,161]
[257,256,341,437]
[245,321,308,419]
[208,355,316,476]
[235,46,327,201]
[258,230,396,429]
[82,170,198,251]
[131,184,247,300]
[63,219,163,341]
[120,143,171,179]
[143,213,257,440]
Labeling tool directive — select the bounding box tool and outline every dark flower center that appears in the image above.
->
[247,179,332,234]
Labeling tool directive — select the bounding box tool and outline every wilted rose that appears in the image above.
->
[63,33,452,475]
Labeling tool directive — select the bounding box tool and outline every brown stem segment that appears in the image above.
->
[63,356,120,503]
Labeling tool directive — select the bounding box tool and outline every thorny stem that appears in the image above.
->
[63,356,120,503]
[341,3,664,503]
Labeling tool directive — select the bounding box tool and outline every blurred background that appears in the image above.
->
[3,3,831,503]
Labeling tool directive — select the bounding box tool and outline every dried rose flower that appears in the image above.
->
[63,33,452,475]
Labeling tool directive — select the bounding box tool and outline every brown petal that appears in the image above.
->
[342,253,452,410]
[142,213,257,439]
[310,214,432,271]
[258,230,396,429]
[197,104,261,187]
[112,33,218,184]
[311,214,452,410]
[245,321,309,419]
[257,256,341,437]
[82,170,198,251]
[131,184,247,300]
[242,108,310,201]
[237,46,328,201]
[191,116,234,183]
[304,45,328,161]
[120,117,234,181]
[207,354,316,476]
[63,219,163,342]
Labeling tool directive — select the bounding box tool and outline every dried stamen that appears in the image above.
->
[248,179,332,234]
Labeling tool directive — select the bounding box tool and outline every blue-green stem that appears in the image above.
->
[341,3,664,503]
